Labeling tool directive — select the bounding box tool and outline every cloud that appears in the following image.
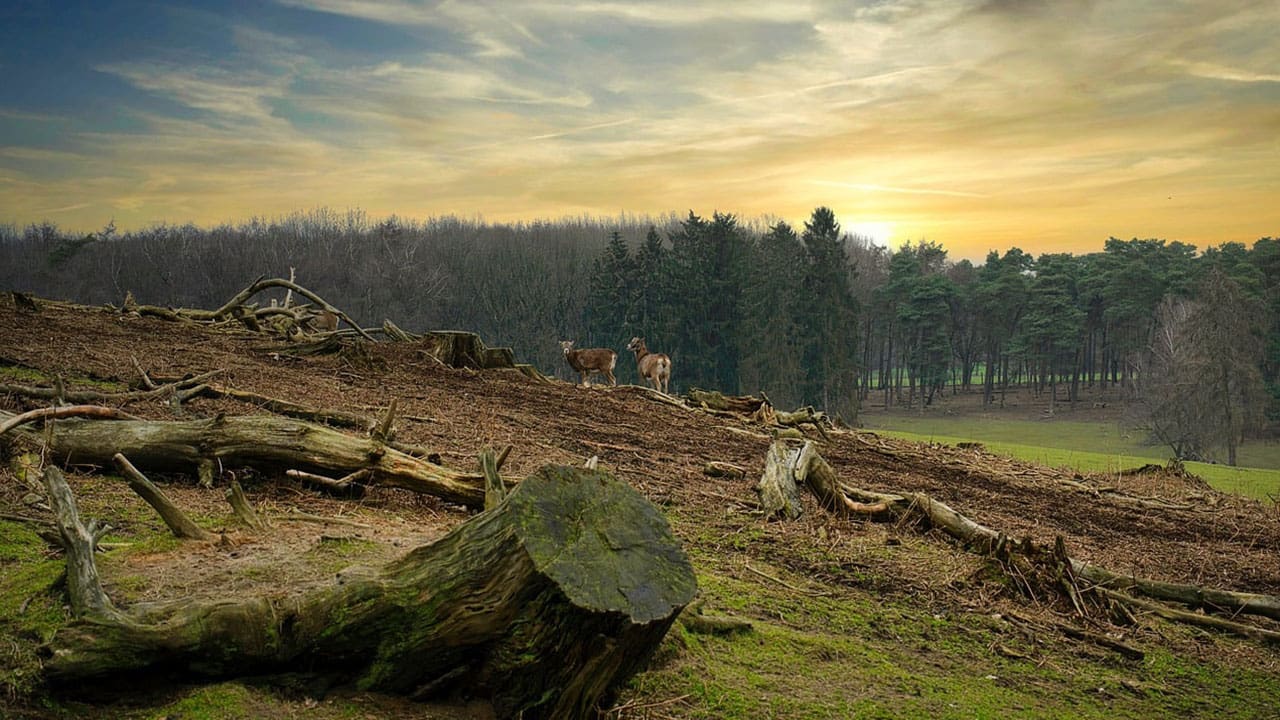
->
[2,0,1278,256]
[1176,60,1280,84]
[809,181,989,199]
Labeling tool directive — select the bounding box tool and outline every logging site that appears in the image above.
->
[2,284,1280,720]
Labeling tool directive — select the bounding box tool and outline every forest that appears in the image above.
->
[3,208,1277,464]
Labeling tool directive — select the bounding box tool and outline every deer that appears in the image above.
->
[561,340,617,387]
[627,337,671,394]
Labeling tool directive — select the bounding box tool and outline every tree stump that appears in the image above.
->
[419,331,516,370]
[44,465,697,719]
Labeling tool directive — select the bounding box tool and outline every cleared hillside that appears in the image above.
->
[3,296,1279,719]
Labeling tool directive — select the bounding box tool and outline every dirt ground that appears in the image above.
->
[3,297,1280,714]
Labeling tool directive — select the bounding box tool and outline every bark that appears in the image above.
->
[1,411,501,509]
[44,465,697,720]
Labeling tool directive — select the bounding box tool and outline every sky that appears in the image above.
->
[1,0,1277,260]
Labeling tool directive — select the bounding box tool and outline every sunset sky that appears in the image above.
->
[1,0,1277,259]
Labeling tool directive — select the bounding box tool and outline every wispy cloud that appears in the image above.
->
[810,181,989,199]
[1175,60,1280,84]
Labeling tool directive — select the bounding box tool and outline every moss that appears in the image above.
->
[0,520,47,564]
[0,521,72,705]
[305,536,379,575]
[132,682,257,719]
[0,364,125,391]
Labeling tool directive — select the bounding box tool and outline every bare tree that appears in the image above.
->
[1133,272,1266,465]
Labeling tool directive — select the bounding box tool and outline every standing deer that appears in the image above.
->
[627,337,671,394]
[561,340,617,387]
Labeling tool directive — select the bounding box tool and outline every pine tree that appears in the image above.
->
[585,231,636,378]
[798,207,860,418]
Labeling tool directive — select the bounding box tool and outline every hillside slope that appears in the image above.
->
[2,297,1279,719]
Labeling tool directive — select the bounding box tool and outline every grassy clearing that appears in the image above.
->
[859,415,1280,470]
[866,426,1280,501]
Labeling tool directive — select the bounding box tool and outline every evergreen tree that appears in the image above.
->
[798,207,860,418]
[632,226,669,345]
[665,211,748,393]
[1019,253,1086,413]
[973,248,1031,406]
[739,221,806,407]
[585,231,636,377]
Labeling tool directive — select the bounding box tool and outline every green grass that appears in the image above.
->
[621,555,1280,719]
[865,426,1280,501]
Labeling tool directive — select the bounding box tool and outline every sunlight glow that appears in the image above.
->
[848,221,893,246]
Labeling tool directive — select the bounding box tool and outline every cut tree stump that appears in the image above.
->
[419,331,516,370]
[44,465,697,720]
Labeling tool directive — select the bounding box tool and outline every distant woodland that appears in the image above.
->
[3,209,1277,463]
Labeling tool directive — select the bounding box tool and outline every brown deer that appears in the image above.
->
[561,340,617,387]
[627,337,671,394]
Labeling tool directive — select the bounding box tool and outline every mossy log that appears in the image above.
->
[45,465,698,719]
[1,410,497,508]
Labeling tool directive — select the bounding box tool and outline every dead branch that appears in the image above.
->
[112,453,214,541]
[0,405,140,437]
[180,383,372,430]
[703,461,746,480]
[40,466,123,623]
[226,479,266,531]
[0,370,223,406]
[481,448,507,511]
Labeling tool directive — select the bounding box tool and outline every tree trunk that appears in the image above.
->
[3,411,496,508]
[45,465,697,719]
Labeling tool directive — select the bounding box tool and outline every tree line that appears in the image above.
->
[3,209,1277,463]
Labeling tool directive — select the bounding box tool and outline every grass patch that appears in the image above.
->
[862,416,1280,502]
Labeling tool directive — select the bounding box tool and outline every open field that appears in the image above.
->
[861,389,1280,501]
[4,300,1280,718]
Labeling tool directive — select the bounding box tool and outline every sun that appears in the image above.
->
[848,221,893,246]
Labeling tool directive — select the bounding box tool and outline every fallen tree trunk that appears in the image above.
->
[44,465,697,719]
[1,410,499,508]
[752,441,1280,643]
